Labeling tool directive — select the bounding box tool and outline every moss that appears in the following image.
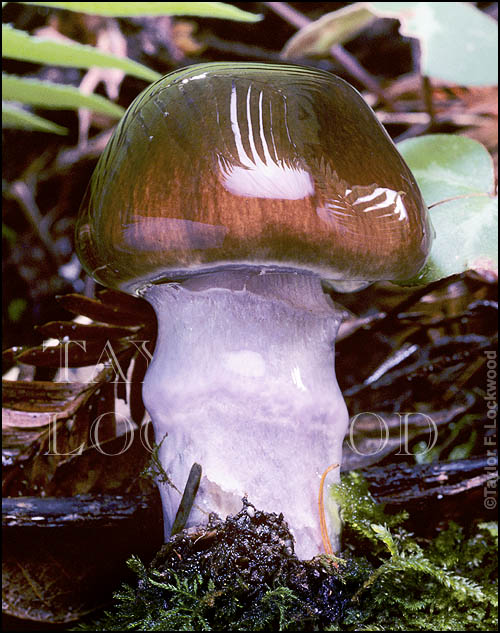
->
[75,473,498,631]
[330,472,498,631]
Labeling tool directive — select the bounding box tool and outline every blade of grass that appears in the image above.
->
[2,101,67,134]
[2,24,160,82]
[18,1,262,21]
[3,74,125,117]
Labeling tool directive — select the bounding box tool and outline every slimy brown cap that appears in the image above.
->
[76,63,433,293]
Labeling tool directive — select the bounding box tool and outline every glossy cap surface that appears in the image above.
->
[76,63,433,293]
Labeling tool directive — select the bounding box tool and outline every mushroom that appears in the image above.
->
[76,62,433,559]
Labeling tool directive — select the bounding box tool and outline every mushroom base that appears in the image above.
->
[142,270,349,560]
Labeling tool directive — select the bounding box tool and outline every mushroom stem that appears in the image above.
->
[142,269,349,560]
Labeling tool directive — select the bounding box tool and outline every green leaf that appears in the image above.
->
[398,134,498,284]
[368,2,498,85]
[399,134,495,205]
[2,222,17,244]
[3,74,124,117]
[415,196,497,284]
[2,101,67,134]
[8,298,27,323]
[19,1,262,21]
[2,24,160,82]
[282,4,375,58]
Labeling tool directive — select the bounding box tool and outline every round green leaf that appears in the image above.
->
[368,2,498,86]
[398,134,498,284]
[412,196,497,284]
[398,134,495,205]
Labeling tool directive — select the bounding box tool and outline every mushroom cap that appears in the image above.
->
[76,62,433,293]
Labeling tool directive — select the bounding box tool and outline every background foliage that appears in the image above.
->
[2,2,497,630]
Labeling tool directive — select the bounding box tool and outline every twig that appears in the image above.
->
[442,355,487,401]
[378,111,487,127]
[394,121,432,143]
[393,38,434,141]
[329,46,397,109]
[171,463,202,536]
[56,128,114,169]
[265,1,310,28]
[203,34,284,62]
[264,1,399,110]
[422,75,436,126]
[6,181,63,265]
[377,112,431,125]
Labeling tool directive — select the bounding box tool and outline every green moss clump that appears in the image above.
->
[330,472,498,631]
[76,473,498,631]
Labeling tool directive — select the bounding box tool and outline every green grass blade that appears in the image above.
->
[3,74,125,117]
[2,24,160,82]
[18,2,262,21]
[2,101,67,134]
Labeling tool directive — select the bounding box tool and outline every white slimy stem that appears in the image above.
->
[142,270,349,559]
